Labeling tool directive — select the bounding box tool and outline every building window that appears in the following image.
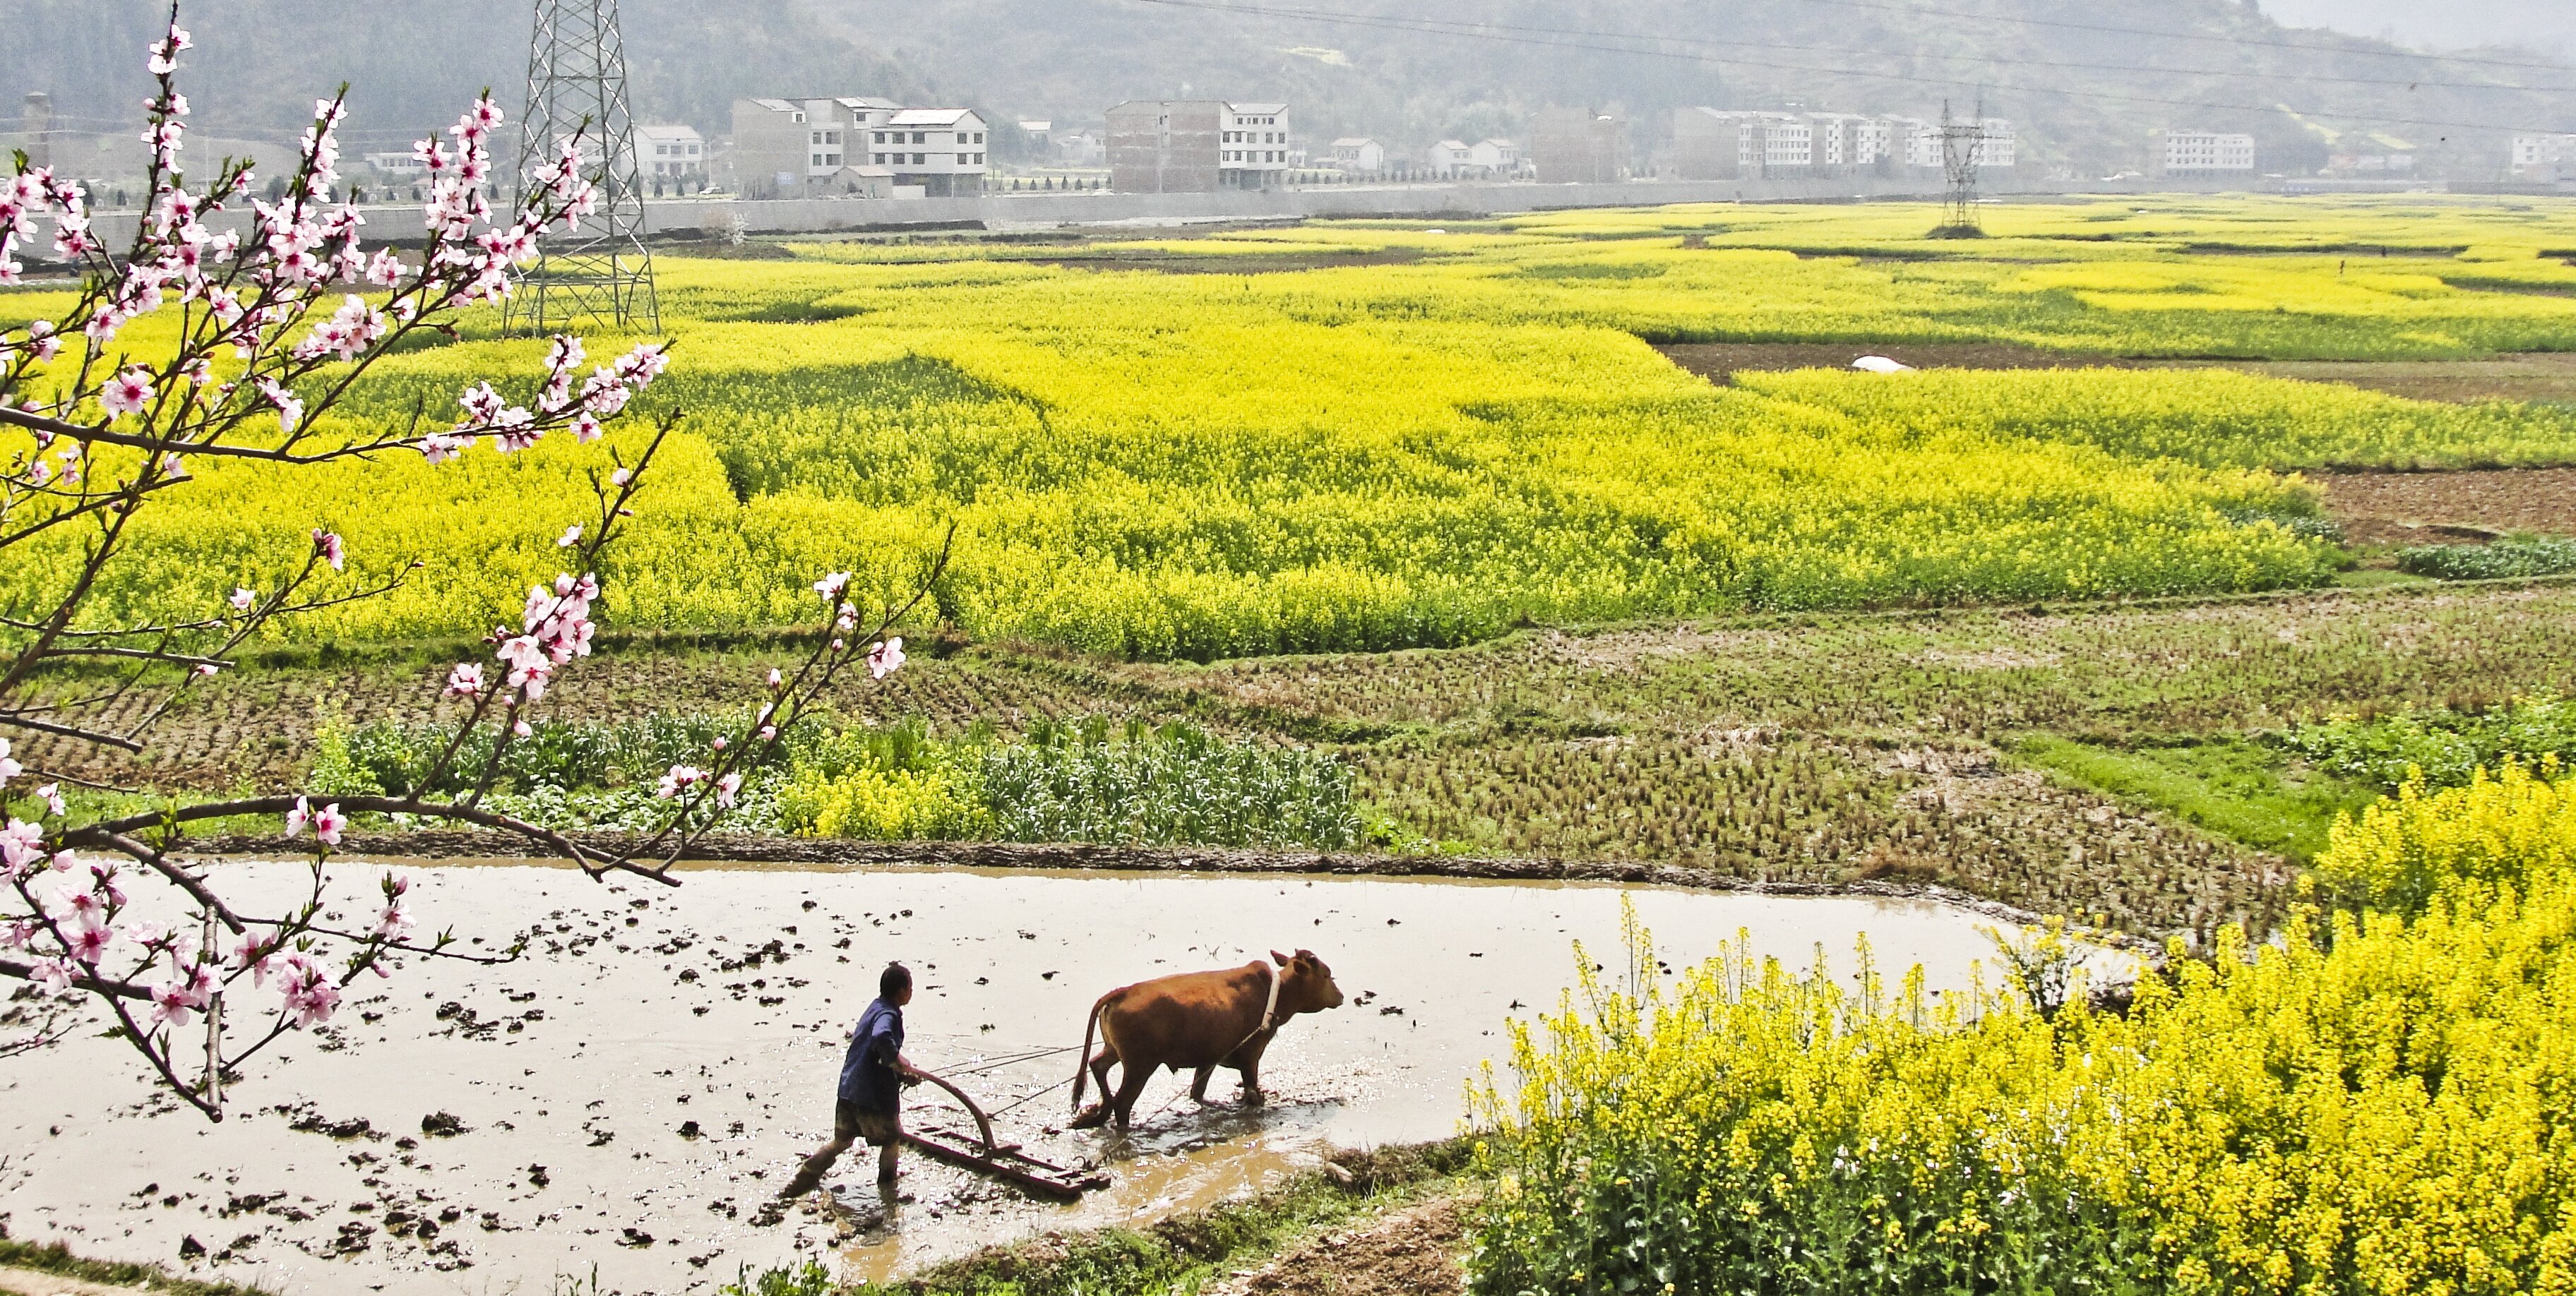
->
[913,131,926,144]
[913,152,925,164]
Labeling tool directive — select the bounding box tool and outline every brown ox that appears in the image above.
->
[1068,949,1345,1130]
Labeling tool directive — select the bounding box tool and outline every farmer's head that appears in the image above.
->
[881,961,914,1006]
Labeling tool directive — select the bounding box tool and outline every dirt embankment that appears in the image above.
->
[202,830,2157,952]
[1205,1197,1469,1296]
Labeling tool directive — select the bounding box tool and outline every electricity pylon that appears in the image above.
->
[1935,98,1988,236]
[508,0,659,332]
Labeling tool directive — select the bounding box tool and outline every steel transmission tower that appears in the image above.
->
[1934,99,1988,237]
[508,0,659,332]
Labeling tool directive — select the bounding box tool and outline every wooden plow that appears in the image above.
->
[904,1069,1109,1201]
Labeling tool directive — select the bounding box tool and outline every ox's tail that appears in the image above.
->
[1070,990,1114,1115]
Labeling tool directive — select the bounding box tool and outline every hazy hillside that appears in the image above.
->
[0,0,930,162]
[3,0,2570,177]
[825,0,2576,176]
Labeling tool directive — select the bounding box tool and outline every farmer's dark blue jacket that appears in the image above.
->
[837,996,905,1112]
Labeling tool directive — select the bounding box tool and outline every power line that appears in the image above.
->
[1123,0,2576,133]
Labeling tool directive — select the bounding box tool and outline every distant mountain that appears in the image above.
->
[2261,0,2575,58]
[823,0,2576,176]
[0,0,929,160]
[4,0,2569,179]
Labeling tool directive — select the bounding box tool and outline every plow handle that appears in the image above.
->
[911,1068,997,1157]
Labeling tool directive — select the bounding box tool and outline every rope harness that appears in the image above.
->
[1227,962,1285,1059]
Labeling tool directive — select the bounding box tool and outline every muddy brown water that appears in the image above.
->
[0,859,2116,1295]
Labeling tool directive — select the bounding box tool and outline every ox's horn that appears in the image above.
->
[1270,949,1290,966]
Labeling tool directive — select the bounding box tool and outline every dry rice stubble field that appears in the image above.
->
[30,580,2576,942]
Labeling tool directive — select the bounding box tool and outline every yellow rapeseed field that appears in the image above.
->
[11,195,2576,656]
[1472,760,2576,1295]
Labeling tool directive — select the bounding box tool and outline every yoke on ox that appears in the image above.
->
[1070,949,1346,1130]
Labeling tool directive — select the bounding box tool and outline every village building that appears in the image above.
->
[1220,102,1293,188]
[872,107,989,196]
[1531,108,1625,183]
[1107,100,1290,191]
[2160,129,2256,176]
[637,124,706,181]
[1329,137,1385,172]
[2510,133,2576,181]
[1467,138,1523,175]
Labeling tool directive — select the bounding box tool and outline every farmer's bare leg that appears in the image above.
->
[785,1129,853,1196]
[877,1140,900,1183]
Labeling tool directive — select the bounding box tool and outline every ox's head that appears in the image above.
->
[1271,948,1345,1014]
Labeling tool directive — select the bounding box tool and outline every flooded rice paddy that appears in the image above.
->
[0,858,2104,1295]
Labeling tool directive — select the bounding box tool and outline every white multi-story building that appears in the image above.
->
[1468,138,1522,174]
[1971,119,2015,169]
[1676,107,2008,178]
[2164,130,2255,175]
[2512,133,2576,180]
[869,108,989,196]
[1850,116,1895,168]
[1890,117,1942,169]
[1763,116,1814,171]
[636,124,705,179]
[729,96,902,196]
[1220,102,1291,187]
[809,97,902,178]
[1806,113,1873,169]
[1330,137,1385,172]
[1429,139,1472,173]
[1887,116,2013,170]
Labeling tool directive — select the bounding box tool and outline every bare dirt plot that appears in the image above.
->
[1656,343,2576,406]
[2234,354,2576,406]
[2317,467,2576,547]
